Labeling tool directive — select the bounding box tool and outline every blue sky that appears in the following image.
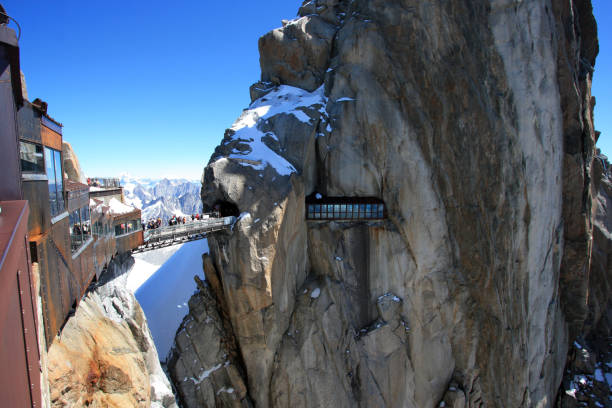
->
[2,1,610,180]
[593,0,612,159]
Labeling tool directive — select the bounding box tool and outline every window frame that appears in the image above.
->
[19,140,45,174]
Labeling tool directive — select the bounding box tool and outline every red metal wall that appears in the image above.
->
[0,201,42,407]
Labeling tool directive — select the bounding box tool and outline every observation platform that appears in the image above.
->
[306,194,387,221]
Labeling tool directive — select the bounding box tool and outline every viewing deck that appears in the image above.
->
[306,194,387,221]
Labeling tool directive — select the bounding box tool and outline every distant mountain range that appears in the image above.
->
[120,176,203,224]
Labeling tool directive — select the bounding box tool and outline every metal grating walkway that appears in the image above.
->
[133,216,236,253]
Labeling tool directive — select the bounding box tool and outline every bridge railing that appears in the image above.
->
[143,216,235,243]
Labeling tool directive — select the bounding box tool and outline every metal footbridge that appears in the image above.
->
[133,216,236,253]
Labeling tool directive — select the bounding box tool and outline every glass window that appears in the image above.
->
[44,147,64,217]
[93,221,102,236]
[20,141,45,173]
[115,223,126,236]
[69,210,82,253]
[54,150,64,212]
[80,207,91,240]
[45,147,58,216]
[127,219,139,233]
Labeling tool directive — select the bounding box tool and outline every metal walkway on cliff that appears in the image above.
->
[132,216,236,253]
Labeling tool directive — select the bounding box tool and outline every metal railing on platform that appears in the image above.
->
[88,177,121,188]
[143,216,236,244]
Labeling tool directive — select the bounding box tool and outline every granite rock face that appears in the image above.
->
[184,0,601,407]
[62,141,87,184]
[557,154,612,407]
[47,257,177,408]
[586,154,612,337]
[167,271,252,408]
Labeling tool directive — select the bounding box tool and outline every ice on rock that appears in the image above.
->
[217,85,327,176]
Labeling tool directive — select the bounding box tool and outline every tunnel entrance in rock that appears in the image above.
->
[213,200,239,218]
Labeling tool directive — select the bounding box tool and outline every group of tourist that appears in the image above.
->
[86,178,102,187]
[169,215,187,226]
[143,213,218,230]
[144,218,163,230]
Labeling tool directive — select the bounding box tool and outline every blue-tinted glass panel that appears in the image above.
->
[44,147,58,216]
[54,150,64,212]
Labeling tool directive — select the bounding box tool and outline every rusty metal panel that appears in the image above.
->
[41,116,62,135]
[0,44,22,201]
[37,226,76,345]
[72,243,96,301]
[22,180,50,236]
[115,231,143,255]
[0,200,42,407]
[17,103,42,144]
[40,125,62,151]
[66,192,88,213]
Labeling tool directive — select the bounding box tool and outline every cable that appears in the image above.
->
[0,11,21,41]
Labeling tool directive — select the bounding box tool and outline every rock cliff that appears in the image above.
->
[62,141,87,184]
[47,256,177,408]
[557,153,611,407]
[171,0,603,406]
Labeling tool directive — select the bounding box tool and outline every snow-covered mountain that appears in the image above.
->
[121,176,202,223]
